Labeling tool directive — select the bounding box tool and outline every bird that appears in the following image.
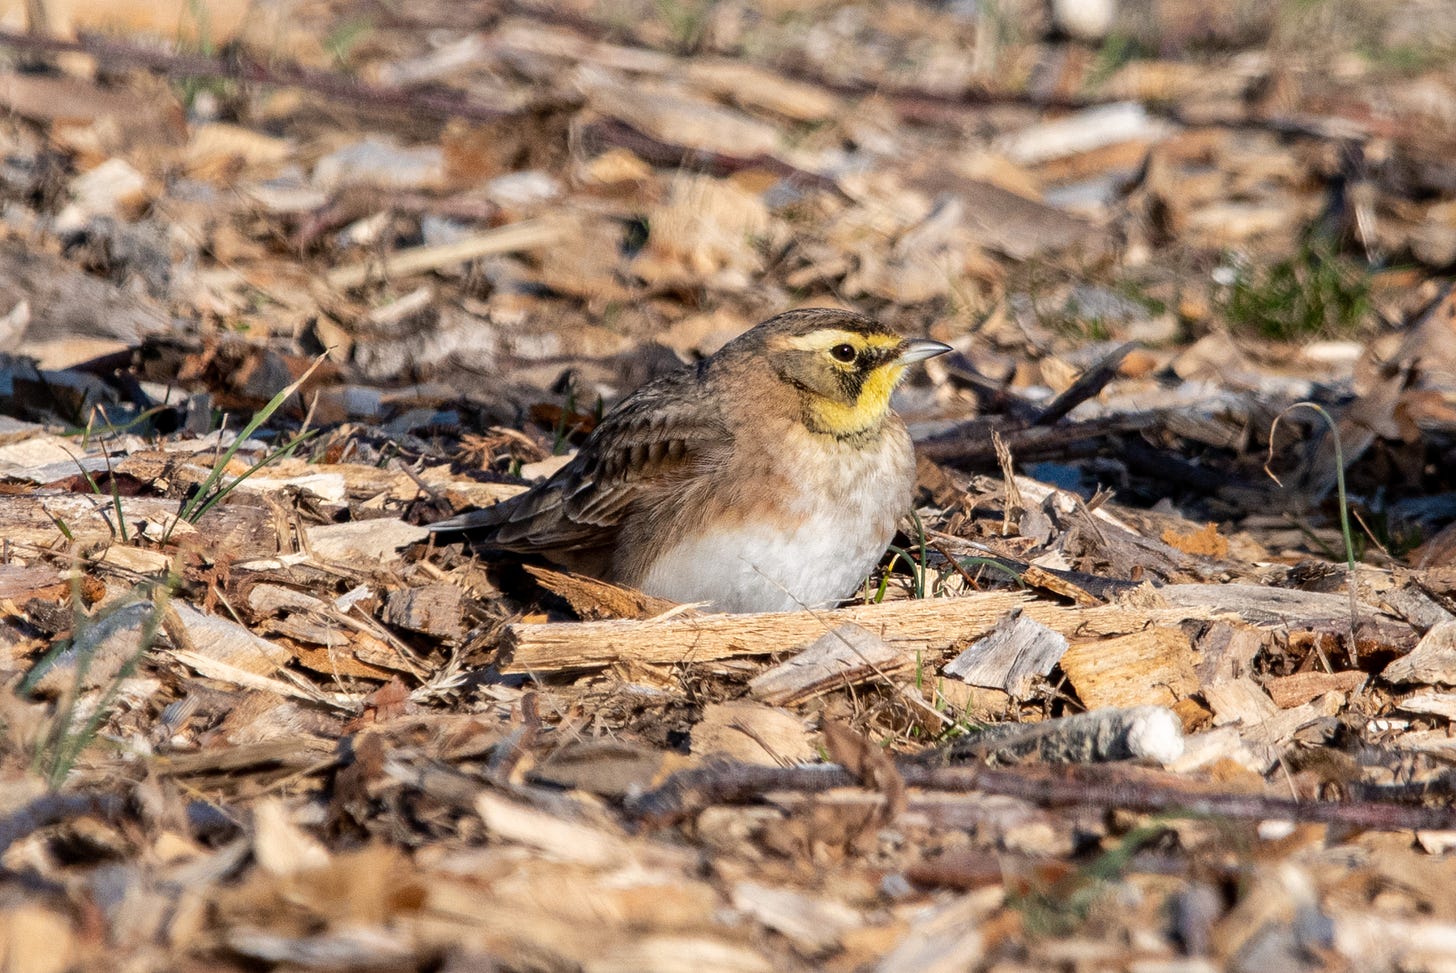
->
[429,307,951,613]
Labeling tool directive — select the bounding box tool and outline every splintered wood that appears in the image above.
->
[942,609,1068,694]
[499,584,1404,674]
[748,623,911,704]
[503,591,1111,671]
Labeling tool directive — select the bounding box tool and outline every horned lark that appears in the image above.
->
[430,308,951,613]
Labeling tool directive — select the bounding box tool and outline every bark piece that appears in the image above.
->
[631,175,769,289]
[954,179,1101,260]
[1263,671,1367,709]
[252,798,329,877]
[1159,583,1383,628]
[304,519,428,564]
[528,740,670,799]
[942,609,1068,694]
[995,102,1173,165]
[1204,677,1279,726]
[586,78,781,159]
[1396,691,1456,720]
[383,584,465,640]
[474,791,687,869]
[0,238,169,347]
[164,602,291,674]
[1383,620,1456,686]
[686,61,839,122]
[27,600,157,695]
[748,623,912,706]
[527,565,683,620]
[730,882,860,955]
[0,565,66,602]
[1205,676,1342,764]
[925,705,1185,766]
[1194,621,1266,684]
[874,893,990,973]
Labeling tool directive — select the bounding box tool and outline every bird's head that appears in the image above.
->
[726,308,951,439]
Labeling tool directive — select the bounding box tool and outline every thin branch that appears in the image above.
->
[0,29,531,123]
[624,760,1456,832]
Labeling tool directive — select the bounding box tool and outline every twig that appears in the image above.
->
[0,29,525,123]
[325,220,564,290]
[992,429,1021,537]
[1032,342,1137,427]
[624,759,1456,832]
[579,119,847,197]
[918,413,1163,465]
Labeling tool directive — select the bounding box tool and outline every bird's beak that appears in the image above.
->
[896,338,953,365]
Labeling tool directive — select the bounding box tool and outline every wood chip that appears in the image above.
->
[749,623,912,705]
[28,601,156,695]
[942,609,1068,694]
[383,584,465,640]
[0,565,65,602]
[1263,670,1367,708]
[691,701,815,765]
[527,565,684,620]
[165,602,291,674]
[325,220,564,290]
[730,881,860,954]
[304,519,428,564]
[1383,620,1456,686]
[1397,691,1456,720]
[1060,627,1199,710]
[252,798,330,876]
[873,891,994,973]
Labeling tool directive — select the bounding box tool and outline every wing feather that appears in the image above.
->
[430,367,726,555]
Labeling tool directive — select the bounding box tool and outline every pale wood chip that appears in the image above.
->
[943,608,1068,694]
[749,623,911,706]
[1384,620,1456,686]
[691,701,815,766]
[1060,627,1199,710]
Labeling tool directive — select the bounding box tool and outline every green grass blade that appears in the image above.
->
[170,355,326,535]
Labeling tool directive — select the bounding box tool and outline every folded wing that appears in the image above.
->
[429,368,726,559]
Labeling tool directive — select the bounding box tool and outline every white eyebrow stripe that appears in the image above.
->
[781,329,899,352]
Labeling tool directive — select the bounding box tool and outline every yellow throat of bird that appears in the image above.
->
[804,362,907,438]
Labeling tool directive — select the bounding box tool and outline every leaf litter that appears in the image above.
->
[1,0,1456,969]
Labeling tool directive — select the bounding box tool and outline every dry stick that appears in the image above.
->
[992,429,1022,537]
[930,539,982,590]
[1031,342,1138,427]
[624,760,1456,833]
[325,220,565,290]
[0,29,521,123]
[918,413,1162,465]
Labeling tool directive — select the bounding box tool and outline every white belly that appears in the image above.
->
[636,432,913,613]
[639,516,892,613]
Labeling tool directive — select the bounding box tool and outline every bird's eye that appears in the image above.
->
[829,343,856,363]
